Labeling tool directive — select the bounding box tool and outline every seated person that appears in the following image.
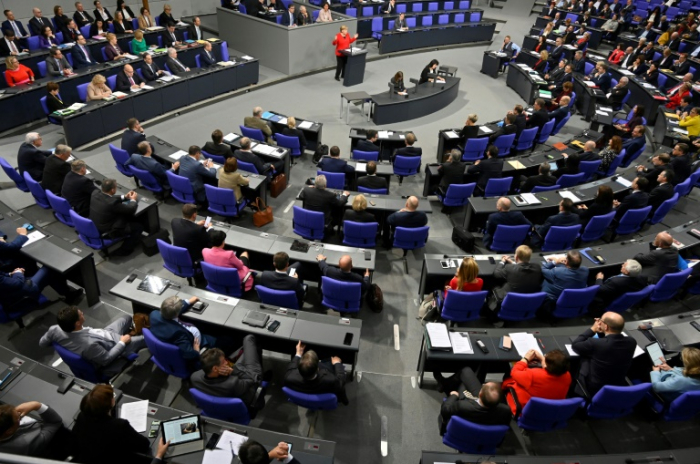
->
[356,129,380,153]
[200,42,217,66]
[437,149,466,197]
[258,252,305,308]
[243,106,273,144]
[41,144,72,195]
[234,137,273,175]
[283,341,349,405]
[0,265,83,309]
[89,179,142,256]
[444,257,482,297]
[541,250,589,301]
[171,203,211,263]
[299,175,349,229]
[613,176,649,220]
[573,185,614,229]
[202,229,253,292]
[141,53,165,82]
[282,117,307,152]
[519,162,557,193]
[633,231,678,283]
[502,349,571,416]
[18,131,51,181]
[650,347,700,402]
[238,441,298,464]
[62,160,97,217]
[386,196,428,242]
[467,145,503,195]
[86,74,112,101]
[647,169,675,214]
[218,157,249,203]
[547,95,571,125]
[44,81,67,113]
[554,152,580,179]
[165,47,190,75]
[589,259,646,317]
[343,193,377,224]
[531,198,580,248]
[39,306,145,377]
[356,161,387,192]
[488,112,516,143]
[391,70,406,94]
[0,401,62,457]
[103,33,127,61]
[318,253,370,297]
[492,245,542,305]
[391,133,421,162]
[190,336,265,412]
[125,141,178,191]
[204,129,235,159]
[115,64,145,92]
[179,145,216,206]
[482,197,531,249]
[435,367,512,435]
[318,145,354,175]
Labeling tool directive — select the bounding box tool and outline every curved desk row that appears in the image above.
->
[353,8,483,39]
[331,0,473,16]
[371,76,461,124]
[653,106,689,150]
[378,21,495,54]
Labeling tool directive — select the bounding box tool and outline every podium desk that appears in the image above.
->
[341,48,368,87]
[481,51,503,78]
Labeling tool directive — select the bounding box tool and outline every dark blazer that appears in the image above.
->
[387,210,428,229]
[319,259,369,296]
[73,10,94,27]
[621,136,645,161]
[124,154,171,186]
[608,84,629,107]
[393,146,423,162]
[573,202,612,228]
[203,142,234,159]
[578,150,600,162]
[190,369,258,408]
[592,274,647,310]
[165,56,188,75]
[162,29,181,47]
[667,38,681,51]
[634,246,679,283]
[159,12,177,26]
[670,154,691,183]
[121,129,147,156]
[171,217,210,262]
[318,156,354,175]
[284,355,349,405]
[391,77,405,93]
[572,328,637,396]
[549,45,564,63]
[343,209,376,224]
[140,60,162,81]
[115,69,144,92]
[1,20,28,37]
[17,142,51,181]
[643,69,659,87]
[533,59,547,73]
[459,125,479,142]
[259,270,305,308]
[571,58,585,74]
[520,173,557,193]
[672,59,691,75]
[93,8,113,22]
[535,211,580,241]
[41,155,71,195]
[187,24,205,40]
[89,23,107,37]
[150,300,215,361]
[280,10,295,26]
[356,140,379,153]
[657,55,674,69]
[639,164,667,190]
[591,72,612,92]
[527,109,549,131]
[71,43,98,68]
[492,262,543,300]
[199,48,217,66]
[72,413,151,464]
[89,190,138,236]
[178,155,217,202]
[45,93,66,112]
[488,124,516,143]
[382,1,397,14]
[0,37,22,56]
[483,210,532,248]
[614,190,649,220]
[117,6,136,20]
[648,182,674,213]
[548,106,569,125]
[438,161,466,192]
[356,175,388,191]
[299,186,347,225]
[439,394,512,435]
[234,149,270,174]
[104,43,124,61]
[61,172,97,217]
[112,21,130,34]
[28,17,53,36]
[467,157,503,189]
[629,63,648,76]
[283,127,307,151]
[514,113,527,136]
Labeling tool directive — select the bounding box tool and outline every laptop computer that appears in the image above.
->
[159,414,205,457]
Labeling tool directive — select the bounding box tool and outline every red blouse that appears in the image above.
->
[502,360,572,415]
[5,64,34,87]
[445,277,484,297]
[332,32,356,57]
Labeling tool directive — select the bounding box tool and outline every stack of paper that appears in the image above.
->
[298,120,314,129]
[444,130,459,139]
[253,144,276,155]
[426,323,452,350]
[508,160,526,170]
[217,61,236,66]
[68,103,86,111]
[621,332,645,358]
[509,332,542,356]
[21,231,46,248]
[543,253,567,262]
[241,55,254,60]
[217,430,248,455]
[559,190,582,203]
[521,193,541,205]
[480,126,493,134]
[449,332,474,354]
[596,109,610,117]
[168,150,188,160]
[120,400,148,432]
[223,133,240,143]
[147,26,164,31]
[584,81,596,87]
[378,130,390,139]
[616,177,633,188]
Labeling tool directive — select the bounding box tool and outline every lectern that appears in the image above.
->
[341,48,368,87]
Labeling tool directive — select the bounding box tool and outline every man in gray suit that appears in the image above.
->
[0,401,62,457]
[45,48,73,77]
[39,306,146,377]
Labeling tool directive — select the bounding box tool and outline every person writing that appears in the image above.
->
[394,12,408,31]
[86,74,112,101]
[391,71,406,95]
[332,25,358,81]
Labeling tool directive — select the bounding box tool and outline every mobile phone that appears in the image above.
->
[204,216,212,228]
[488,256,495,265]
[286,443,293,454]
[595,255,606,264]
[476,340,489,353]
[127,273,137,283]
[268,320,280,332]
[500,335,512,351]
[364,251,371,260]
[22,223,34,231]
[515,195,524,203]
[343,332,354,346]
[57,376,74,394]
[370,201,376,206]
[440,260,450,269]
[690,321,700,332]
[206,433,221,450]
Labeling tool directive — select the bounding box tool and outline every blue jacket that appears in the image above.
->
[483,211,532,248]
[591,71,612,92]
[318,156,355,175]
[622,136,645,162]
[0,232,28,271]
[541,262,589,300]
[651,367,700,402]
[534,211,580,243]
[125,154,172,187]
[548,106,569,125]
[178,155,216,202]
[0,271,39,304]
[71,43,98,69]
[149,300,215,361]
[1,20,27,37]
[280,10,296,26]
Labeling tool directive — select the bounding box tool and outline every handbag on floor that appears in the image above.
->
[252,198,273,227]
[418,291,439,324]
[270,173,287,198]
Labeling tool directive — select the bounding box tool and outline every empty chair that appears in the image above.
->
[606,285,654,314]
[142,328,191,379]
[317,171,345,189]
[515,127,538,152]
[201,261,244,298]
[282,387,338,411]
[393,156,421,185]
[484,177,512,197]
[497,292,547,321]
[190,388,255,425]
[493,133,516,157]
[166,171,196,204]
[462,137,488,161]
[438,14,449,25]
[541,225,582,252]
[531,184,560,193]
[406,17,416,28]
[46,190,74,227]
[674,177,693,197]
[648,268,693,302]
[39,96,61,125]
[293,206,325,240]
[443,417,509,454]
[23,172,50,209]
[440,290,488,324]
[454,12,465,22]
[77,83,89,102]
[489,224,530,252]
[239,125,265,142]
[458,0,471,8]
[201,150,225,165]
[579,160,602,181]
[36,62,47,78]
[654,391,700,421]
[648,193,679,225]
[357,186,388,194]
[344,8,356,17]
[157,239,199,285]
[469,11,480,21]
[343,221,379,247]
[444,1,455,8]
[422,16,433,26]
[557,172,586,188]
[362,6,373,16]
[70,210,124,253]
[393,226,430,273]
[536,119,556,144]
[551,113,571,136]
[236,160,259,175]
[204,184,248,218]
[579,212,615,243]
[412,3,423,11]
[275,133,302,158]
[587,383,652,419]
[128,166,163,195]
[321,276,362,314]
[613,206,652,239]
[621,143,646,168]
[352,150,379,162]
[437,183,476,208]
[109,143,136,182]
[517,397,585,432]
[256,285,299,310]
[552,286,600,318]
[428,2,439,10]
[0,157,29,192]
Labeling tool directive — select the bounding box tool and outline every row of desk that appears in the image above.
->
[353,8,483,39]
[378,21,495,54]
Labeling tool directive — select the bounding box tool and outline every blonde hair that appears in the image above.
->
[682,347,700,378]
[456,257,479,290]
[515,245,532,263]
[134,30,144,40]
[352,194,367,212]
[540,50,549,60]
[92,74,106,85]
[106,32,116,42]
[340,25,348,32]
[287,116,296,129]
[4,56,18,70]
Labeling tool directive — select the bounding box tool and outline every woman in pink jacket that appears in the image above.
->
[202,229,254,292]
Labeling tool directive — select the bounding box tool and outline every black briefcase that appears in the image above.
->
[141,229,170,257]
[451,226,475,253]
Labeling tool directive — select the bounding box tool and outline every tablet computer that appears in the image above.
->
[160,415,204,457]
[646,341,665,366]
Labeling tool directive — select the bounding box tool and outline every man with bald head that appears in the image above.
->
[633,232,679,283]
[385,196,428,246]
[317,253,370,297]
[115,64,145,92]
[243,107,273,144]
[572,312,638,397]
[577,140,599,162]
[483,197,531,250]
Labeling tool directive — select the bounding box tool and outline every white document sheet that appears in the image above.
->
[565,344,579,357]
[622,332,645,358]
[169,150,187,160]
[616,177,633,188]
[479,126,493,134]
[521,193,541,205]
[21,231,46,248]
[355,162,367,173]
[202,449,232,464]
[426,323,452,349]
[445,130,459,138]
[449,332,474,354]
[120,400,148,432]
[298,120,313,129]
[216,430,248,455]
[559,190,582,203]
[509,332,542,356]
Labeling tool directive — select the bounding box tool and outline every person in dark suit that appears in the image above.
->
[636,153,670,190]
[613,177,649,220]
[0,30,25,56]
[393,12,407,30]
[246,0,266,17]
[61,19,81,42]
[41,145,72,195]
[282,117,307,152]
[520,162,557,193]
[419,59,441,84]
[356,129,380,153]
[343,194,377,224]
[179,146,217,205]
[620,125,646,165]
[45,82,66,113]
[28,8,53,36]
[571,50,585,74]
[531,198,581,248]
[318,145,354,175]
[120,118,149,155]
[93,1,113,23]
[187,16,205,40]
[548,37,565,66]
[17,132,51,181]
[607,77,629,109]
[391,133,422,163]
[458,114,480,143]
[541,250,589,302]
[577,141,599,162]
[299,175,349,228]
[527,98,550,132]
[203,129,235,159]
[492,245,543,304]
[165,47,190,75]
[586,61,612,92]
[234,137,273,175]
[671,53,691,75]
[435,367,512,435]
[115,64,145,92]
[0,400,66,458]
[162,23,182,47]
[356,161,388,192]
[258,252,305,308]
[547,96,571,125]
[171,203,210,263]
[89,179,142,256]
[573,185,613,229]
[437,149,466,195]
[488,113,517,143]
[125,141,178,191]
[140,53,165,82]
[669,143,691,183]
[2,10,28,44]
[643,62,659,87]
[571,312,637,397]
[382,0,397,14]
[647,169,675,214]
[45,49,73,78]
[71,35,98,68]
[656,48,674,70]
[482,197,532,249]
[158,4,177,26]
[280,4,296,26]
[554,152,580,179]
[467,145,503,195]
[634,232,679,284]
[589,259,647,316]
[386,195,428,230]
[284,340,349,405]
[199,42,217,66]
[238,441,299,464]
[73,3,94,27]
[513,105,527,137]
[318,253,369,298]
[62,160,97,217]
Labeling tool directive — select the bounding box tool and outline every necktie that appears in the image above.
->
[149,64,154,73]
[56,58,61,70]
[80,12,86,20]
[9,40,17,54]
[177,59,185,71]
[82,45,90,62]
[11,21,20,37]
[171,33,176,42]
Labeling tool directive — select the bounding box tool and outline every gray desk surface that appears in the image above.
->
[371,76,461,105]
[295,188,432,213]
[421,449,700,464]
[269,234,376,271]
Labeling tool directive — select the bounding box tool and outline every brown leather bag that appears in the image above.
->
[270,173,287,198]
[252,197,273,227]
[129,313,150,336]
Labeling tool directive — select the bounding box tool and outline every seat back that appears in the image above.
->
[357,186,388,195]
[128,166,162,193]
[441,290,488,322]
[602,149,624,177]
[239,125,265,142]
[352,150,379,162]
[557,172,586,188]
[412,2,423,11]
[189,388,251,425]
[579,211,615,242]
[518,397,585,431]
[584,62,594,75]
[490,224,530,252]
[201,150,226,165]
[0,157,29,191]
[674,177,693,197]
[282,386,338,410]
[393,226,430,251]
[109,143,134,179]
[438,14,449,25]
[166,171,196,204]
[442,183,476,207]
[551,113,571,135]
[516,127,538,151]
[46,190,74,227]
[428,2,438,10]
[293,206,325,240]
[393,156,421,176]
[542,225,582,251]
[52,342,106,384]
[649,268,693,302]
[80,24,91,38]
[422,16,433,26]
[498,292,547,321]
[484,177,512,197]
[343,221,378,247]
[462,137,488,161]
[70,210,112,249]
[362,6,374,16]
[648,193,679,225]
[106,74,117,90]
[142,328,191,379]
[531,184,560,193]
[406,17,416,28]
[616,206,652,235]
[275,133,302,157]
[256,285,299,310]
[607,285,654,314]
[458,0,470,8]
[371,16,382,32]
[344,8,355,17]
[552,285,599,318]
[317,170,345,189]
[579,160,602,181]
[443,417,509,455]
[77,83,89,102]
[157,239,198,278]
[321,276,362,313]
[444,1,455,8]
[201,261,243,297]
[23,172,50,208]
[665,391,700,421]
[236,160,259,174]
[194,54,202,68]
[493,133,516,156]
[454,12,465,22]
[621,143,646,168]
[587,383,652,419]
[204,184,244,218]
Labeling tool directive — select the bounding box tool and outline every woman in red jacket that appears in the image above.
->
[607,43,625,64]
[501,348,571,416]
[666,82,692,110]
[332,25,358,81]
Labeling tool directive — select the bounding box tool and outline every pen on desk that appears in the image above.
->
[230,442,234,457]
[538,338,546,351]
